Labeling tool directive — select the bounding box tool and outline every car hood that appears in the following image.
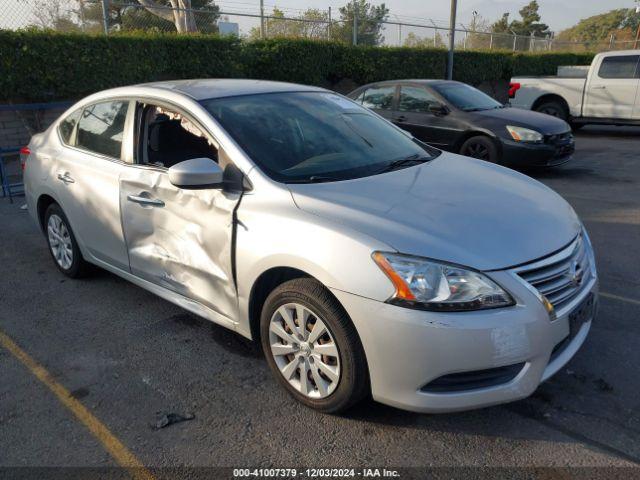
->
[288,154,580,271]
[467,107,570,135]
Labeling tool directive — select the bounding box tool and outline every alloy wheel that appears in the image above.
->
[47,214,73,270]
[268,303,341,399]
[464,142,490,160]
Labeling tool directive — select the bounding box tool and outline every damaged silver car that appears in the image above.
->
[23,80,598,413]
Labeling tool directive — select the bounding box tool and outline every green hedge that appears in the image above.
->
[0,30,595,103]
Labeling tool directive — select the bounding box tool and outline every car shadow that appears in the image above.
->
[573,125,640,138]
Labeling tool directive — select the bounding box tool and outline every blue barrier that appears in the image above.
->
[0,147,23,203]
[0,101,73,112]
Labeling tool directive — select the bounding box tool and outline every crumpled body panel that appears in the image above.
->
[119,167,241,322]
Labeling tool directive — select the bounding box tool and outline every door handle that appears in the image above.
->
[127,194,165,207]
[57,172,75,184]
[393,115,407,122]
[592,85,606,90]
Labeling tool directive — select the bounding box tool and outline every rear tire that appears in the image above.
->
[260,278,368,413]
[535,100,569,122]
[44,203,90,278]
[460,136,499,163]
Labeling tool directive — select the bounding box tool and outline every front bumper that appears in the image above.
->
[499,136,575,168]
[331,270,597,413]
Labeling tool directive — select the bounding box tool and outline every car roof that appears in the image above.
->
[137,79,327,100]
[357,79,456,90]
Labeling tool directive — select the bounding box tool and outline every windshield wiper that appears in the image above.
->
[376,153,431,174]
[285,175,342,184]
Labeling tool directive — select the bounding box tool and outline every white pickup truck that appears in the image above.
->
[509,50,640,127]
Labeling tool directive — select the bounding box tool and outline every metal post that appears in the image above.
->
[101,0,109,35]
[328,7,332,40]
[489,33,493,50]
[530,31,534,52]
[260,0,265,39]
[352,0,357,46]
[511,30,517,51]
[446,0,457,80]
[398,23,402,46]
[609,33,615,50]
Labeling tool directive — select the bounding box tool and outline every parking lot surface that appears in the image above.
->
[1,126,639,475]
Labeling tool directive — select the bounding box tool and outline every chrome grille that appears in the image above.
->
[515,234,592,312]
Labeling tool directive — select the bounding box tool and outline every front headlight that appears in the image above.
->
[506,125,543,143]
[372,252,514,311]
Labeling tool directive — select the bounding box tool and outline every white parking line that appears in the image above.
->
[600,292,640,307]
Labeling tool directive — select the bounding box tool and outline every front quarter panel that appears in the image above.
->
[234,182,396,339]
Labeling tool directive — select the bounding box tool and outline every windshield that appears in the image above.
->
[201,92,438,183]
[432,83,503,112]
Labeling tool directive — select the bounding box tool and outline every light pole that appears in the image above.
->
[353,0,358,46]
[447,0,457,80]
[634,6,640,49]
[101,0,110,35]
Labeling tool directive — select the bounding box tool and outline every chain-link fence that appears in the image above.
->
[2,0,639,53]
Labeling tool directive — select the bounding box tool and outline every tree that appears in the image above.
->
[81,0,220,33]
[403,31,444,48]
[491,13,510,34]
[557,8,638,46]
[249,8,329,40]
[19,0,81,31]
[491,1,549,37]
[333,1,389,46]
[509,1,549,36]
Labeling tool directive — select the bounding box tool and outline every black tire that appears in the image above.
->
[260,278,368,413]
[459,135,499,163]
[535,100,569,122]
[44,203,91,278]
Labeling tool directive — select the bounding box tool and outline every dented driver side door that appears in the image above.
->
[119,165,241,322]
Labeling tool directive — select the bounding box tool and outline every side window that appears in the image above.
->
[598,55,640,79]
[362,85,395,110]
[138,104,218,169]
[58,109,82,145]
[76,100,129,159]
[398,86,439,113]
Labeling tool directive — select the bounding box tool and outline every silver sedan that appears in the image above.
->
[23,80,598,413]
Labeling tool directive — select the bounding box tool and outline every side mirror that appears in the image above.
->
[428,103,448,115]
[168,158,223,189]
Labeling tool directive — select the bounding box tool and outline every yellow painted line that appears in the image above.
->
[600,292,640,307]
[0,330,155,480]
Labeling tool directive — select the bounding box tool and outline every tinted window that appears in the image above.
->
[58,109,82,145]
[398,86,439,112]
[431,82,502,112]
[77,100,129,159]
[362,85,395,110]
[202,92,437,183]
[598,55,639,79]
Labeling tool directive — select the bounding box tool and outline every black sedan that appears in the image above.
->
[347,80,574,167]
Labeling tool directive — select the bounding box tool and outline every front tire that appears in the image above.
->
[260,278,368,413]
[460,136,499,163]
[44,203,90,278]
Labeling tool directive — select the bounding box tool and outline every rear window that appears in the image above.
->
[58,109,82,145]
[76,100,129,159]
[598,55,640,79]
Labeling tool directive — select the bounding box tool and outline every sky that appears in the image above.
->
[256,0,638,31]
[2,0,637,34]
